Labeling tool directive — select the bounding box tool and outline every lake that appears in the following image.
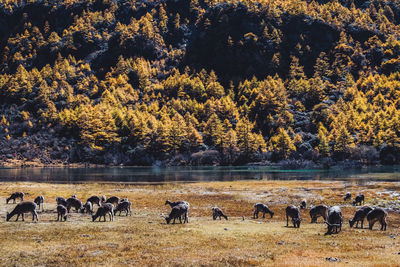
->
[1,166,400,183]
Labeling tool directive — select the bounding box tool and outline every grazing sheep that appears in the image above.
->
[344,192,351,201]
[92,203,114,222]
[286,205,301,228]
[66,197,83,213]
[300,199,307,209]
[310,205,328,223]
[353,194,365,206]
[349,206,372,228]
[87,196,103,206]
[34,195,44,211]
[367,208,387,231]
[114,201,132,216]
[212,207,228,220]
[56,196,68,207]
[6,201,38,222]
[106,196,120,207]
[325,206,343,235]
[82,201,93,214]
[6,192,24,204]
[57,205,68,221]
[165,204,189,224]
[253,203,274,219]
[165,200,190,222]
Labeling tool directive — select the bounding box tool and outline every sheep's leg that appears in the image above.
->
[33,211,38,221]
[286,215,289,227]
[369,221,375,230]
[361,219,364,229]
[15,214,19,221]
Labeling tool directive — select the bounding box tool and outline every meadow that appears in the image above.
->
[0,180,399,266]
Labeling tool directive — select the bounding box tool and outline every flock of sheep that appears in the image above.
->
[3,191,388,235]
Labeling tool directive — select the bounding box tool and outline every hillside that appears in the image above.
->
[1,0,400,166]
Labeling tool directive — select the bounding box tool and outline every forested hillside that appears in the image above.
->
[1,0,400,166]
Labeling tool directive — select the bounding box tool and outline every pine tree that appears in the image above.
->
[268,128,296,159]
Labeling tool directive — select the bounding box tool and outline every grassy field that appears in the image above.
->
[0,180,399,266]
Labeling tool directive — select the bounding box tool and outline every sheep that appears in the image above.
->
[325,206,343,235]
[34,195,44,211]
[309,205,328,223]
[349,206,372,228]
[6,192,24,204]
[56,196,68,207]
[114,201,132,216]
[344,192,351,201]
[82,201,93,214]
[300,199,307,209]
[87,196,103,206]
[165,200,190,222]
[165,204,189,224]
[353,194,365,206]
[367,208,387,231]
[6,201,38,222]
[212,207,228,220]
[66,197,83,213]
[286,205,301,228]
[92,203,114,222]
[253,203,274,219]
[106,196,120,207]
[57,205,68,221]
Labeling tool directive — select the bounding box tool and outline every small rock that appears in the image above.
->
[326,257,341,262]
[91,250,104,256]
[107,243,118,249]
[81,234,90,237]
[224,228,229,231]
[389,234,396,239]
[277,241,286,245]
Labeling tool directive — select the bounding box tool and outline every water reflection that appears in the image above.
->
[0,166,400,183]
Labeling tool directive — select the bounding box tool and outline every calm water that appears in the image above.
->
[1,166,400,183]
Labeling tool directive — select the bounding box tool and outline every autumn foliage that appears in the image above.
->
[0,0,400,165]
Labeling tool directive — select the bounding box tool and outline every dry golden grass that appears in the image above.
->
[0,180,400,266]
